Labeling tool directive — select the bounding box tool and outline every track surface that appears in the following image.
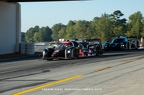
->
[0,49,144,95]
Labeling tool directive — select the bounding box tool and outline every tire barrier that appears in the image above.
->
[20,42,35,54]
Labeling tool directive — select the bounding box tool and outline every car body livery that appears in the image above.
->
[42,40,88,60]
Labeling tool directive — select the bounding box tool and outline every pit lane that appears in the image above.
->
[0,49,144,95]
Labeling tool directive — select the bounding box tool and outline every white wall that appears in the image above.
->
[0,1,21,54]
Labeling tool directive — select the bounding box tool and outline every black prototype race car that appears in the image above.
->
[110,36,125,50]
[109,36,140,50]
[42,39,103,60]
[42,41,87,60]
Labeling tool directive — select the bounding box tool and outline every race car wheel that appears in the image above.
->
[72,48,78,58]
[96,46,100,56]
[74,49,79,59]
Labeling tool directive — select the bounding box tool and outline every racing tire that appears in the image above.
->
[75,48,79,59]
[73,48,79,59]
[127,42,130,50]
[96,46,100,56]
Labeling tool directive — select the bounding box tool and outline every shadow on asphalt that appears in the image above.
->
[0,49,144,63]
[0,55,41,63]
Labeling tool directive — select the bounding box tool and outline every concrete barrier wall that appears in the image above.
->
[0,1,21,54]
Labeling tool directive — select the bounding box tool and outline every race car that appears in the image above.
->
[130,40,139,49]
[42,40,88,60]
[109,36,126,50]
[76,38,103,56]
[109,36,140,50]
[47,41,61,48]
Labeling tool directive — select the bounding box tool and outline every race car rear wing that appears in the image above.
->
[85,38,102,42]
[126,36,141,39]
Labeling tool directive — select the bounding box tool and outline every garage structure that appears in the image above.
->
[0,1,21,55]
[0,0,65,55]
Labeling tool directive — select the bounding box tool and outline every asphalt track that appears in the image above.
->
[0,49,144,95]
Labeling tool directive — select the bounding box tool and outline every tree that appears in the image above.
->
[125,11,143,37]
[93,14,113,42]
[24,10,144,43]
[141,20,144,37]
[24,26,53,42]
[25,26,40,42]
[51,23,65,41]
[21,32,26,42]
[65,20,77,39]
[73,20,89,38]
[58,27,66,39]
[37,26,52,42]
[110,10,127,37]
[33,32,40,42]
[85,21,95,38]
[90,17,100,39]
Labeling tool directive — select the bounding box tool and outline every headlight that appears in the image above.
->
[67,49,71,53]
[67,50,71,53]
[121,44,124,46]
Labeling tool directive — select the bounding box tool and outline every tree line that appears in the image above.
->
[22,10,144,43]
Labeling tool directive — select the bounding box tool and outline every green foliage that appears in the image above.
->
[25,26,40,42]
[125,11,143,37]
[141,21,144,37]
[21,32,26,42]
[65,20,76,39]
[93,13,113,42]
[33,32,40,42]
[58,27,66,39]
[51,23,65,41]
[37,26,52,42]
[23,10,144,43]
[24,26,52,42]
[110,10,127,37]
[73,20,89,38]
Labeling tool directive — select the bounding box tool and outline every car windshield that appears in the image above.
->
[131,40,136,43]
[49,43,58,47]
[113,38,124,43]
[54,43,72,50]
[54,44,65,50]
[63,43,73,47]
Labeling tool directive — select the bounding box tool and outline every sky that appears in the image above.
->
[19,0,144,32]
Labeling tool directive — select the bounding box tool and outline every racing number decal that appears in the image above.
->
[79,49,84,57]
